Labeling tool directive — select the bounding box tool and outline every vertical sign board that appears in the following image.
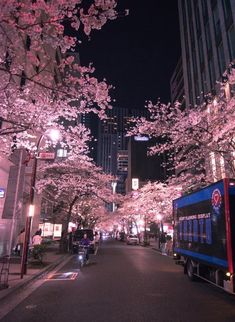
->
[173,180,228,269]
[132,178,139,190]
[53,224,62,238]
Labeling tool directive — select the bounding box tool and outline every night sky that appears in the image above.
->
[79,1,181,109]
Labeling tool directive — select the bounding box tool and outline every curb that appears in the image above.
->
[152,247,161,252]
[0,254,72,302]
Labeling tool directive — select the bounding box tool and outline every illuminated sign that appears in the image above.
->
[132,178,139,190]
[0,188,5,198]
[134,136,149,141]
[53,224,62,238]
[38,152,55,160]
[178,213,212,244]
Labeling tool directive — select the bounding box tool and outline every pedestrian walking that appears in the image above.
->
[160,232,167,255]
[165,235,173,256]
[15,228,25,256]
[94,231,100,250]
[32,231,42,246]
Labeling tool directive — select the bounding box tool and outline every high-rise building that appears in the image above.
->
[97,107,148,194]
[171,1,235,183]
[170,57,185,106]
[125,136,167,193]
[178,0,235,108]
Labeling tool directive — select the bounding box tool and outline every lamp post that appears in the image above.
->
[156,214,162,249]
[20,129,60,278]
[111,181,117,212]
[143,214,148,246]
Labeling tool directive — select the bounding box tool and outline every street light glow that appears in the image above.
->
[28,204,35,217]
[156,214,162,221]
[47,129,61,142]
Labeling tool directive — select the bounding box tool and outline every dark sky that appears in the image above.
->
[79,1,181,109]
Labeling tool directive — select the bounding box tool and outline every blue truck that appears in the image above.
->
[173,178,235,294]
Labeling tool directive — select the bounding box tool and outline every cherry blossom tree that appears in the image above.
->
[129,67,235,190]
[117,180,182,238]
[0,0,124,155]
[74,197,112,229]
[37,155,118,232]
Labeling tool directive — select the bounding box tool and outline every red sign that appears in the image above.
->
[38,152,55,160]
[211,188,222,209]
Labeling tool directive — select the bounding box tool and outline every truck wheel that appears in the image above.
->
[186,260,196,281]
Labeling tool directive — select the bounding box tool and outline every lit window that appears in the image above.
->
[57,149,67,158]
[220,155,226,178]
[210,152,217,181]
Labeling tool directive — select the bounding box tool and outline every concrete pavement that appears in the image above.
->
[0,241,71,302]
[2,239,235,322]
[0,238,169,303]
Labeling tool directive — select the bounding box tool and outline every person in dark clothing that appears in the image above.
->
[160,232,167,254]
[80,233,91,261]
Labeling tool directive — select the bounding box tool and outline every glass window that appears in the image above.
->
[209,58,216,85]
[228,25,235,60]
[201,69,208,93]
[223,0,232,20]
[194,1,201,34]
[218,42,226,74]
[192,50,198,79]
[201,0,208,21]
[187,59,193,93]
[198,37,204,65]
[187,1,195,47]
[213,4,221,40]
[210,0,217,9]
[205,23,212,52]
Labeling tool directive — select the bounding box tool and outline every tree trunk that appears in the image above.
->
[60,196,78,253]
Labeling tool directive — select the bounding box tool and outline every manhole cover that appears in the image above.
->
[46,272,78,281]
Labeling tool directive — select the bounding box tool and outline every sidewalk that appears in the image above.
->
[150,238,173,256]
[0,241,71,301]
[150,238,161,252]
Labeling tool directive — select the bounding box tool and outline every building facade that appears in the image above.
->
[97,107,148,194]
[173,0,235,183]
[0,18,64,256]
[125,137,167,193]
[178,0,235,108]
[170,57,185,106]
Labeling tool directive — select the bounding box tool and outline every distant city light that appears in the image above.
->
[57,149,67,158]
[134,136,149,141]
[132,178,139,190]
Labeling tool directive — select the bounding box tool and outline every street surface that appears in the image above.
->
[1,239,235,322]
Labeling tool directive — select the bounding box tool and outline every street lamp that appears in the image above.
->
[156,214,163,249]
[143,214,148,246]
[111,181,117,212]
[20,129,60,278]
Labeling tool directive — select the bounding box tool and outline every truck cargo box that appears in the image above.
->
[173,179,235,275]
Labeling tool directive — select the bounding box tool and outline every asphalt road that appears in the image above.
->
[1,239,235,322]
